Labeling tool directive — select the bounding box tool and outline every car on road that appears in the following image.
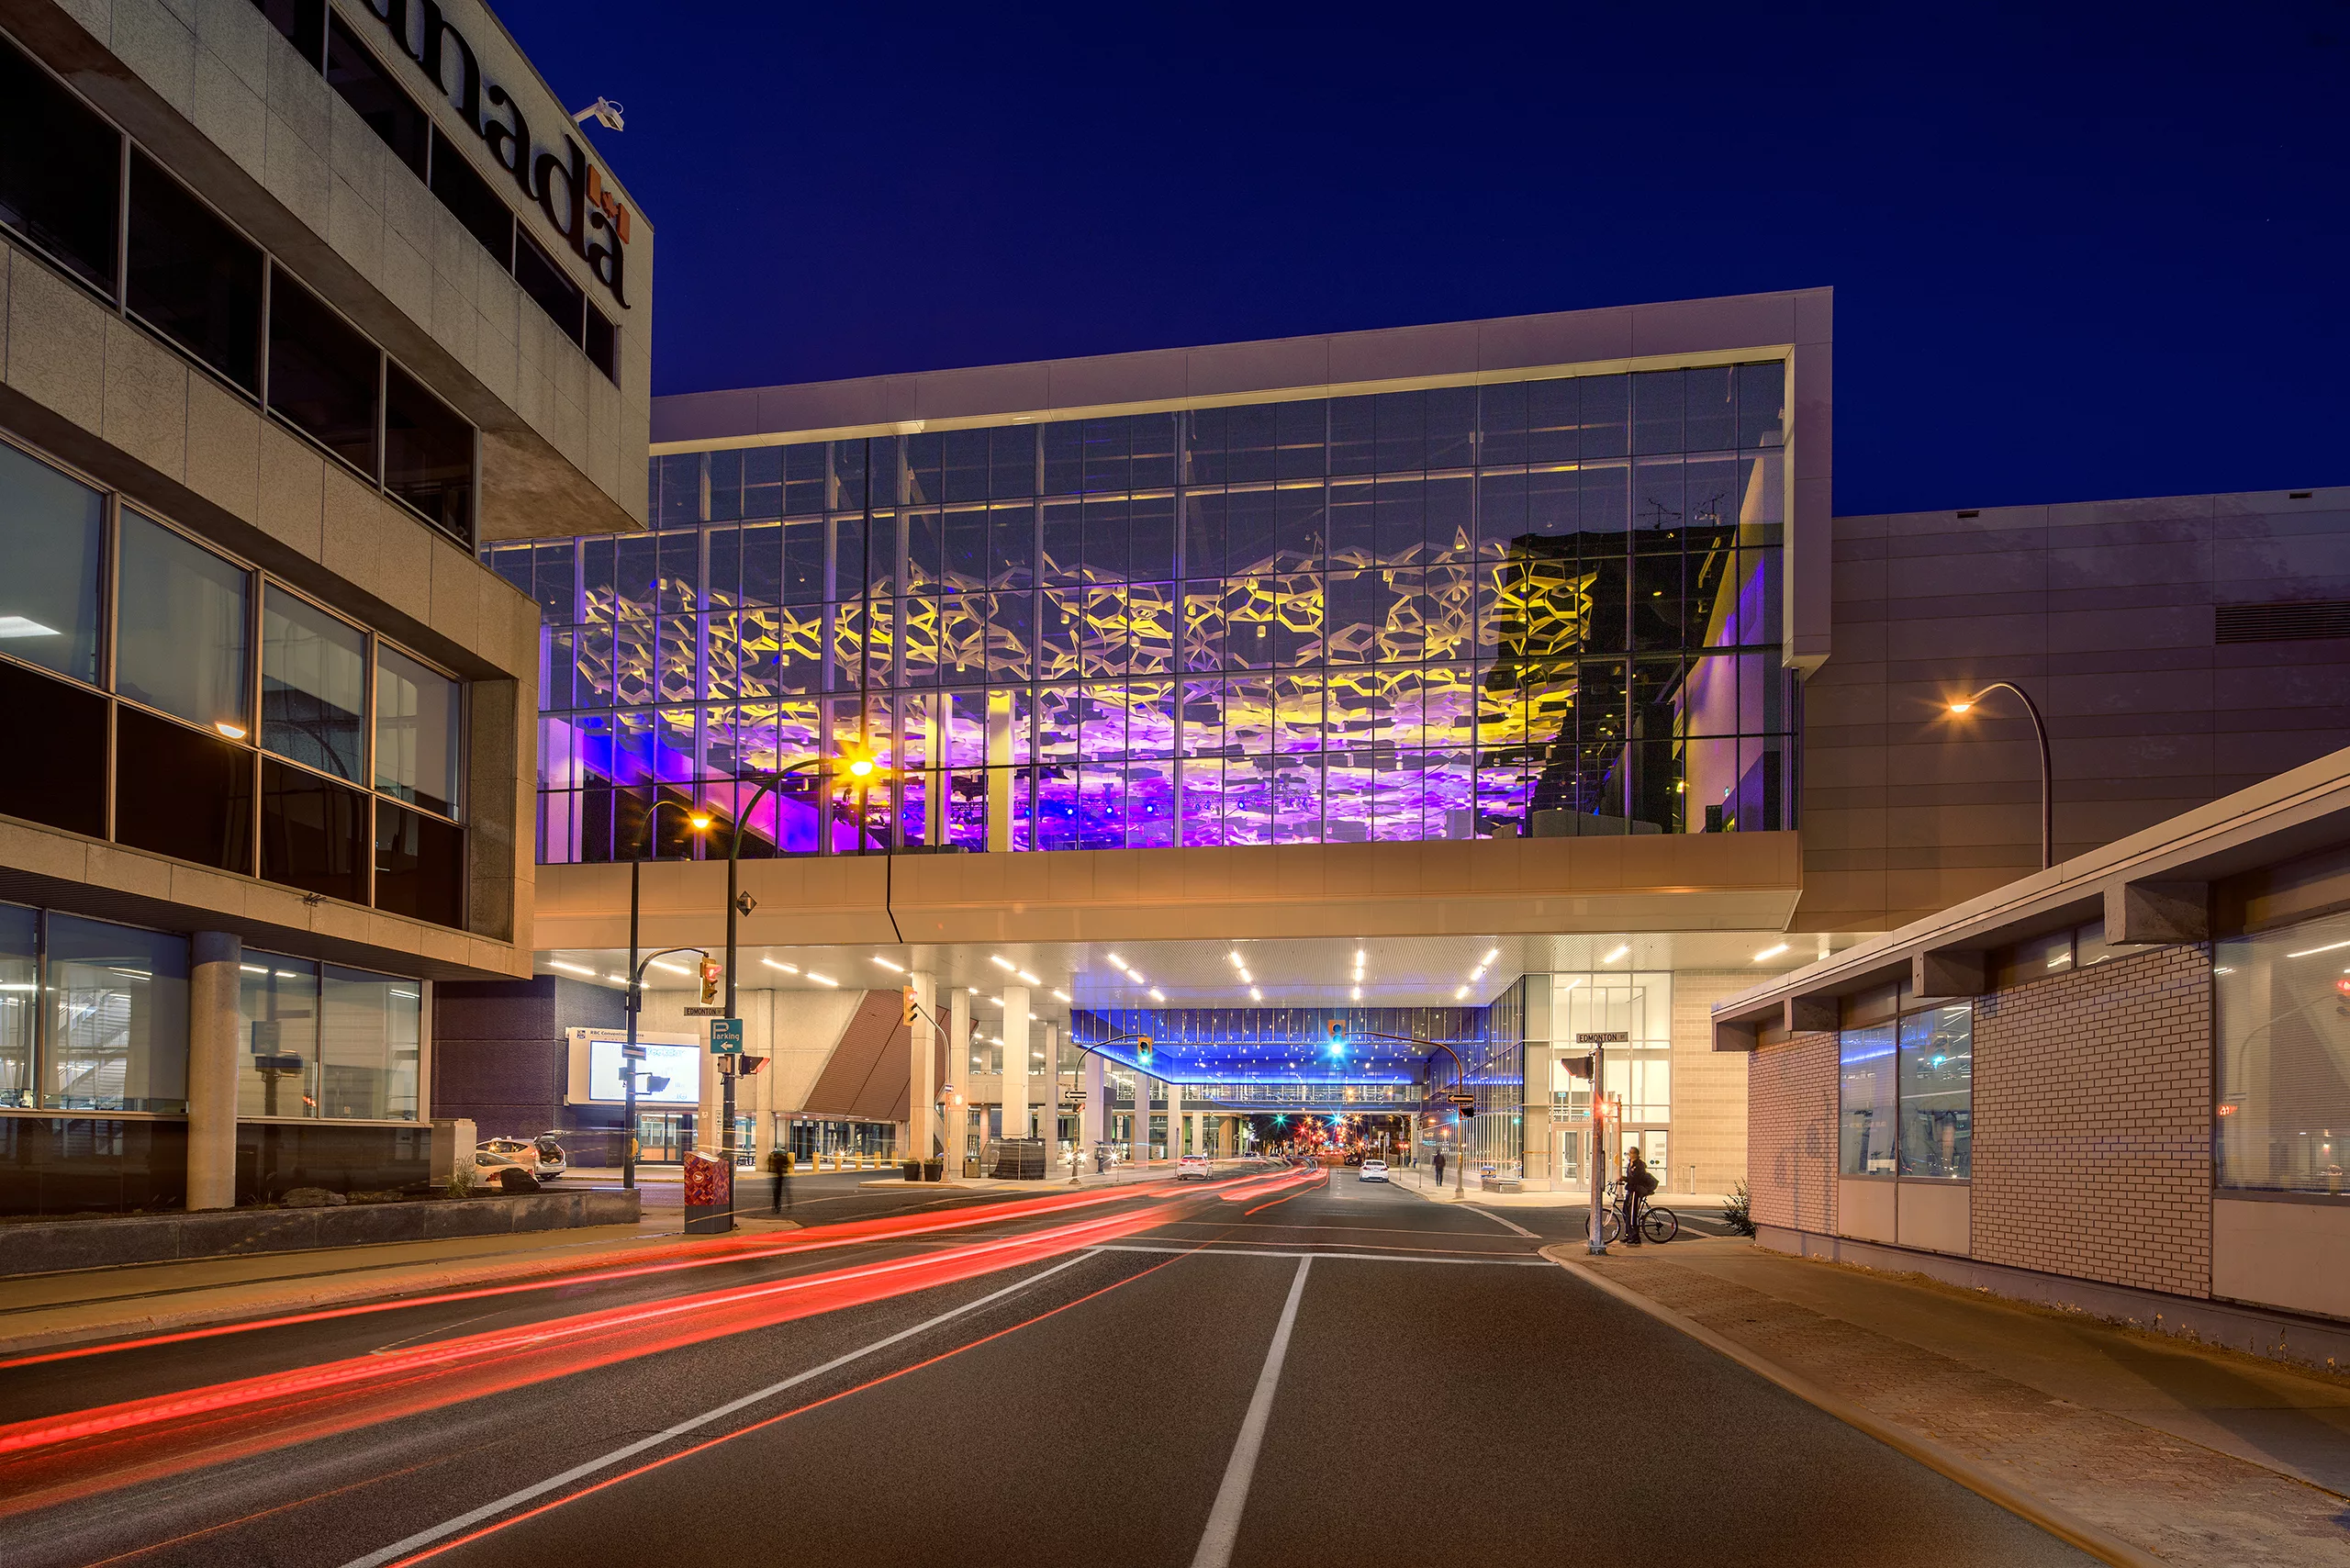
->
[470,1144,542,1192]
[1358,1159,1389,1182]
[530,1133,566,1180]
[477,1137,541,1173]
[1177,1153,1213,1180]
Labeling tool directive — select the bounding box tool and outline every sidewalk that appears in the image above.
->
[1549,1236,2350,1567]
[1393,1164,1731,1209]
[0,1203,805,1358]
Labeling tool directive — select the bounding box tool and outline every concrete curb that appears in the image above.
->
[1540,1243,2163,1568]
[0,1226,741,1357]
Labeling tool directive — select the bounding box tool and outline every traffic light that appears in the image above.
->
[644,1075,671,1093]
[737,1055,769,1076]
[903,986,920,1025]
[699,957,722,1006]
[1136,1036,1154,1067]
[1327,1019,1345,1057]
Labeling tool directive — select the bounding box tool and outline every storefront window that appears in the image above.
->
[46,915,189,1114]
[1839,1024,1896,1175]
[2218,913,2350,1194]
[237,954,419,1121]
[1898,1005,1974,1179]
[238,956,319,1117]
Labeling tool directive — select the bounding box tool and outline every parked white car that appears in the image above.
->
[1359,1159,1389,1182]
[1177,1154,1214,1181]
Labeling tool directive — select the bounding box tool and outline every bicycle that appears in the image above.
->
[1596,1178,1680,1244]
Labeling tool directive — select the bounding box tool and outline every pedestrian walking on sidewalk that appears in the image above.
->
[1433,1149,1447,1188]
[768,1147,791,1214]
[1622,1147,1656,1245]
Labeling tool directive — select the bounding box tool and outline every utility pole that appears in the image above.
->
[1578,1031,1627,1253]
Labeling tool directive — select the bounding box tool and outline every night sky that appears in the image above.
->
[498,1,2349,517]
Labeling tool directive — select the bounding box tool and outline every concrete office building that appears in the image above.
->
[467,287,2350,1197]
[0,0,652,1214]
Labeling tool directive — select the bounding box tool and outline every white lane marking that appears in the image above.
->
[1188,1256,1312,1568]
[1463,1205,1538,1239]
[1099,1244,1548,1266]
[339,1251,1097,1568]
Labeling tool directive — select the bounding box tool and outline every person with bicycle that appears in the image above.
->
[1621,1147,1658,1246]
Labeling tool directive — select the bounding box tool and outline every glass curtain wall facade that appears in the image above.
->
[500,362,1794,862]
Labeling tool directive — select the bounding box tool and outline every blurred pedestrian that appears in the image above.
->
[768,1146,792,1214]
[1433,1149,1447,1188]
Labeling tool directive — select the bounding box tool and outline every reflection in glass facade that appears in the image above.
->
[496,363,1796,862]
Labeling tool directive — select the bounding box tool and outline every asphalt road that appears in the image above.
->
[0,1166,2095,1567]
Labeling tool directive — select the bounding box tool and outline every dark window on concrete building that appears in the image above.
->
[375,802,464,927]
[261,758,370,904]
[0,659,106,839]
[0,36,119,294]
[586,304,617,380]
[429,127,514,270]
[268,269,379,479]
[385,364,475,543]
[514,229,586,343]
[126,151,263,393]
[249,0,328,69]
[114,707,254,873]
[326,12,429,179]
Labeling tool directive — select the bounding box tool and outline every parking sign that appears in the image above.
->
[711,1018,744,1055]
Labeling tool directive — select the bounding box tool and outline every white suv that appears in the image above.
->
[1358,1159,1389,1182]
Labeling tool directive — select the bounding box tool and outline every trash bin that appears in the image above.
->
[682,1150,733,1235]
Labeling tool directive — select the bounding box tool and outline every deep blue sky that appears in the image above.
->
[500,1,2350,516]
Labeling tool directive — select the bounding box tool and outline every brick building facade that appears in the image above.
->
[1746,1030,1838,1234]
[1974,945,2214,1297]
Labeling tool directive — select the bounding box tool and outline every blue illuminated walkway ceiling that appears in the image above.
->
[1071,1003,1494,1084]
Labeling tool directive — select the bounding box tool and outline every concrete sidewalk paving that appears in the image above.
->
[0,1210,809,1358]
[1392,1165,1732,1209]
[1549,1236,2350,1567]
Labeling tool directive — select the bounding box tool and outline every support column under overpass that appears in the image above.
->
[910,970,938,1162]
[1002,984,1030,1142]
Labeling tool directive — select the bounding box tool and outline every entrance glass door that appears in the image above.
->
[635,1113,687,1164]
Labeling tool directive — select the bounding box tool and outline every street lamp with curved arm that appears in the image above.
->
[717,753,895,1171]
[621,798,709,1191]
[1949,681,2052,870]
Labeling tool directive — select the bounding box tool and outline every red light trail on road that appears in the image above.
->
[0,1177,1197,1374]
[0,1195,1198,1519]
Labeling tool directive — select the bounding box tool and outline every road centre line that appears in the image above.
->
[337,1252,1096,1568]
[1099,1244,1550,1266]
[1188,1256,1311,1568]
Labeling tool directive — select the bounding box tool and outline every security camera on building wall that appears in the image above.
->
[571,96,624,131]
